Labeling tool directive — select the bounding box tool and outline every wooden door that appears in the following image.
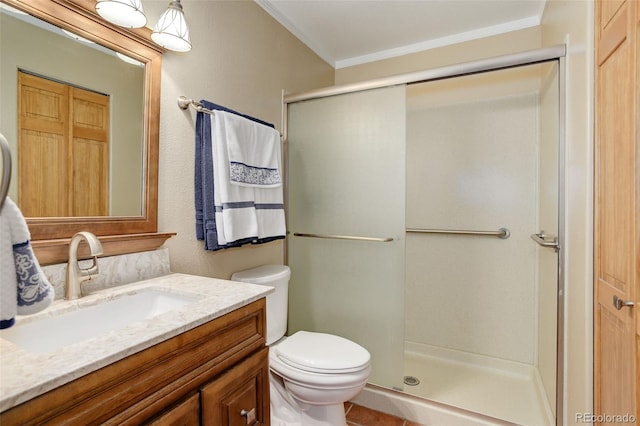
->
[18,72,70,216]
[18,71,110,217]
[70,87,110,216]
[594,0,638,423]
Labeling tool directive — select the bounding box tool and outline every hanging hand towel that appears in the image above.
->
[251,125,286,241]
[0,197,54,329]
[195,103,222,250]
[212,112,260,245]
[222,112,282,188]
[212,111,286,245]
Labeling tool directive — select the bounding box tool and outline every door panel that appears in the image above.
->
[287,85,406,390]
[70,87,109,216]
[18,72,69,216]
[594,0,638,421]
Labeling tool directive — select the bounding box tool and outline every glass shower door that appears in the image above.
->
[534,61,560,419]
[287,85,406,390]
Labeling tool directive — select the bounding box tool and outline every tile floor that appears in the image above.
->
[345,402,423,426]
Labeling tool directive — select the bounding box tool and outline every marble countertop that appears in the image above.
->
[0,273,273,412]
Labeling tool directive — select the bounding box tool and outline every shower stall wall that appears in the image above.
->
[284,47,564,426]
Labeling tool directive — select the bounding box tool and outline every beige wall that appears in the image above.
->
[335,26,541,84]
[143,1,333,279]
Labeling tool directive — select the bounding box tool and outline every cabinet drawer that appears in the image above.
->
[148,393,200,426]
[201,347,270,426]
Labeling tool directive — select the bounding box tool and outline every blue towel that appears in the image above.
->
[195,100,285,251]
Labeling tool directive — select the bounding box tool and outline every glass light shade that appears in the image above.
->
[151,1,191,52]
[116,52,145,67]
[61,29,95,45]
[95,0,147,29]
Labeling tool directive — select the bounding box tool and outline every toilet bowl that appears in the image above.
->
[231,265,371,426]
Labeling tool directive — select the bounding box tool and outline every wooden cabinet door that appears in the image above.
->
[201,347,270,426]
[594,0,638,422]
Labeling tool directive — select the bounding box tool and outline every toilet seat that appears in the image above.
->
[273,331,370,374]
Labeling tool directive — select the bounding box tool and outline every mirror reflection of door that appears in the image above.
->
[18,70,109,217]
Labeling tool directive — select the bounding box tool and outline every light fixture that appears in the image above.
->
[116,52,145,67]
[95,0,191,52]
[151,0,191,53]
[95,0,147,29]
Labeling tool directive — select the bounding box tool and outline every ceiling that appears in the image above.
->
[256,0,547,69]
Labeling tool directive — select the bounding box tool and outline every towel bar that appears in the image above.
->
[293,232,394,243]
[177,96,215,114]
[406,227,510,239]
[178,96,282,138]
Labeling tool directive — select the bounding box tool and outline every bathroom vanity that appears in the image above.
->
[0,273,273,425]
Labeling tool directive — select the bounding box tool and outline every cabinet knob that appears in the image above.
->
[240,408,256,424]
[613,295,634,310]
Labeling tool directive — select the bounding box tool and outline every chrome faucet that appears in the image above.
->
[65,231,104,300]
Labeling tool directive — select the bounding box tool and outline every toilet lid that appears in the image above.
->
[274,331,370,374]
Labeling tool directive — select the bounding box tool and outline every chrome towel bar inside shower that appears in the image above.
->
[293,232,394,243]
[406,227,511,239]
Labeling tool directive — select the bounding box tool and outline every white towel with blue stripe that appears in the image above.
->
[210,110,285,246]
[0,197,54,329]
[212,112,259,245]
[223,112,282,188]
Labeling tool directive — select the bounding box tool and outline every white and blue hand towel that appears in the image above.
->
[212,111,260,245]
[0,197,54,329]
[223,112,282,188]
[212,110,286,246]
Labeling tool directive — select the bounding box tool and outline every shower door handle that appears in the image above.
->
[530,231,560,252]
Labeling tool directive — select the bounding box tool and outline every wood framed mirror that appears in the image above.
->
[1,0,173,264]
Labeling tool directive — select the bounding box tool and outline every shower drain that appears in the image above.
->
[403,375,420,386]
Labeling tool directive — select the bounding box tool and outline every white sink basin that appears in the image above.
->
[0,289,201,354]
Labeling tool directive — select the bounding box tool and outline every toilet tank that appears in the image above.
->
[231,265,291,345]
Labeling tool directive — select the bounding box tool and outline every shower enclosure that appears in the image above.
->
[285,47,564,426]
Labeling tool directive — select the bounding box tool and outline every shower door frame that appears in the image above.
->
[282,45,567,425]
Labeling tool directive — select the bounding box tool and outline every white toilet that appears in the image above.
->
[231,265,371,426]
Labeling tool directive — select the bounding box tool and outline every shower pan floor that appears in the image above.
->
[403,343,554,426]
